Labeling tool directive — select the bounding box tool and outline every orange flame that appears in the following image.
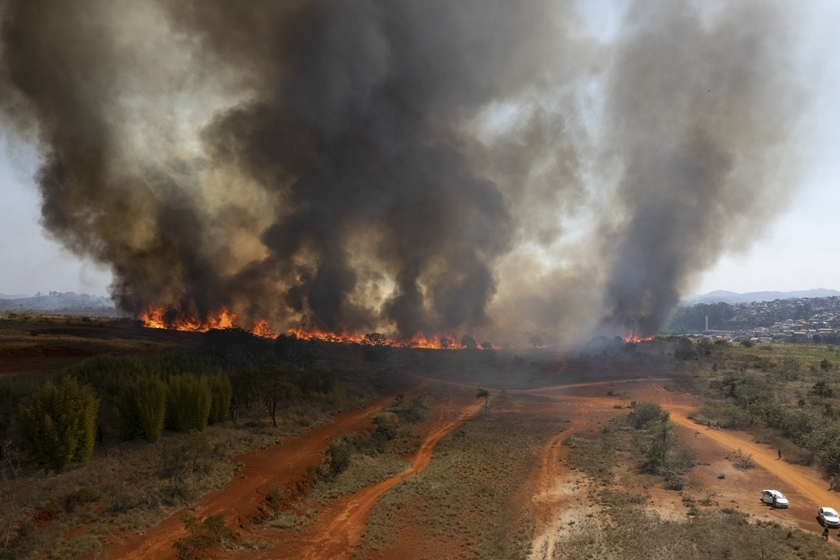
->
[139,306,237,332]
[623,331,654,343]
[281,327,459,349]
[138,306,484,349]
[252,318,278,339]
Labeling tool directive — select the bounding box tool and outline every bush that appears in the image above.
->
[629,401,666,429]
[173,514,231,560]
[19,376,99,471]
[118,375,167,442]
[165,374,212,433]
[207,374,232,425]
[326,442,352,478]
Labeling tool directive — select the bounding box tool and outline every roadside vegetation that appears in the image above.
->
[0,321,409,559]
[358,410,565,560]
[667,337,840,478]
[557,409,836,560]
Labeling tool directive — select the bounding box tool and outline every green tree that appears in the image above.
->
[117,375,166,442]
[646,419,677,472]
[165,374,212,433]
[811,380,834,403]
[207,374,232,425]
[629,401,666,429]
[252,365,300,427]
[19,376,99,471]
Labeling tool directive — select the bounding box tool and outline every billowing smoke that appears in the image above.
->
[599,0,804,336]
[0,0,805,343]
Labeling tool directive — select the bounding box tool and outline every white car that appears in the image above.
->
[761,490,789,508]
[819,507,840,528]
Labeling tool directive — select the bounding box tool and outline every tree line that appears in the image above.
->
[2,329,357,473]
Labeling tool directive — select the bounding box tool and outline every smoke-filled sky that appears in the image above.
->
[0,0,838,344]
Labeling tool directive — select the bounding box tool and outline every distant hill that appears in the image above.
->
[686,288,840,305]
[0,291,120,314]
[0,293,28,299]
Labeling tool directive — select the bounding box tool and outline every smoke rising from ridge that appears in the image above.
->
[0,0,806,343]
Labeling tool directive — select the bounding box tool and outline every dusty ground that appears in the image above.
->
[4,326,838,559]
[98,359,840,559]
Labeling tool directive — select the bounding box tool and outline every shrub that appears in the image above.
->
[207,374,232,425]
[117,375,167,442]
[173,514,231,560]
[629,401,667,429]
[19,376,99,471]
[165,374,212,432]
[326,442,352,478]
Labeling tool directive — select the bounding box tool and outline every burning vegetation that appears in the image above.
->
[0,0,807,346]
[139,306,489,349]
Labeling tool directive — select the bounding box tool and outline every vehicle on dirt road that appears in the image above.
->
[819,507,840,528]
[761,490,789,508]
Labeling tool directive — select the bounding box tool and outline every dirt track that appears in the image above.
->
[108,383,482,560]
[521,376,840,557]
[270,393,483,559]
[108,394,397,559]
[109,366,840,559]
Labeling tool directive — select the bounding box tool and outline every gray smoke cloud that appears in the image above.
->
[0,0,805,343]
[598,0,804,337]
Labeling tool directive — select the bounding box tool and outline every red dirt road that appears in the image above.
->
[108,394,396,559]
[521,375,840,556]
[109,367,840,560]
[108,384,482,560]
[268,394,483,559]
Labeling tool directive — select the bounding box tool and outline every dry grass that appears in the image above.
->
[0,390,385,559]
[358,411,565,560]
[553,425,836,560]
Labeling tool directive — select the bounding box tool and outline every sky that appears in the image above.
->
[0,0,838,300]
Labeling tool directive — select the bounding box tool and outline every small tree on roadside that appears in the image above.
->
[19,376,98,471]
[173,513,231,560]
[251,365,301,427]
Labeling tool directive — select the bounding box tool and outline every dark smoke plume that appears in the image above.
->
[0,0,805,343]
[599,0,804,337]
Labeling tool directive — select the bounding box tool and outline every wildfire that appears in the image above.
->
[251,318,278,339]
[623,332,654,343]
[138,306,468,349]
[282,327,458,349]
[139,306,237,332]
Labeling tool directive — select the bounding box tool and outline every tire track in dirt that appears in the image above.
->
[667,405,838,520]
[523,379,670,560]
[108,394,397,560]
[272,397,484,560]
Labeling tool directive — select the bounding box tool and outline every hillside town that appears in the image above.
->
[667,296,840,344]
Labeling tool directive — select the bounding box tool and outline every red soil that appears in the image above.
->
[108,395,396,559]
[104,362,840,559]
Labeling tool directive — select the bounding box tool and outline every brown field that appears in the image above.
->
[1,321,839,559]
